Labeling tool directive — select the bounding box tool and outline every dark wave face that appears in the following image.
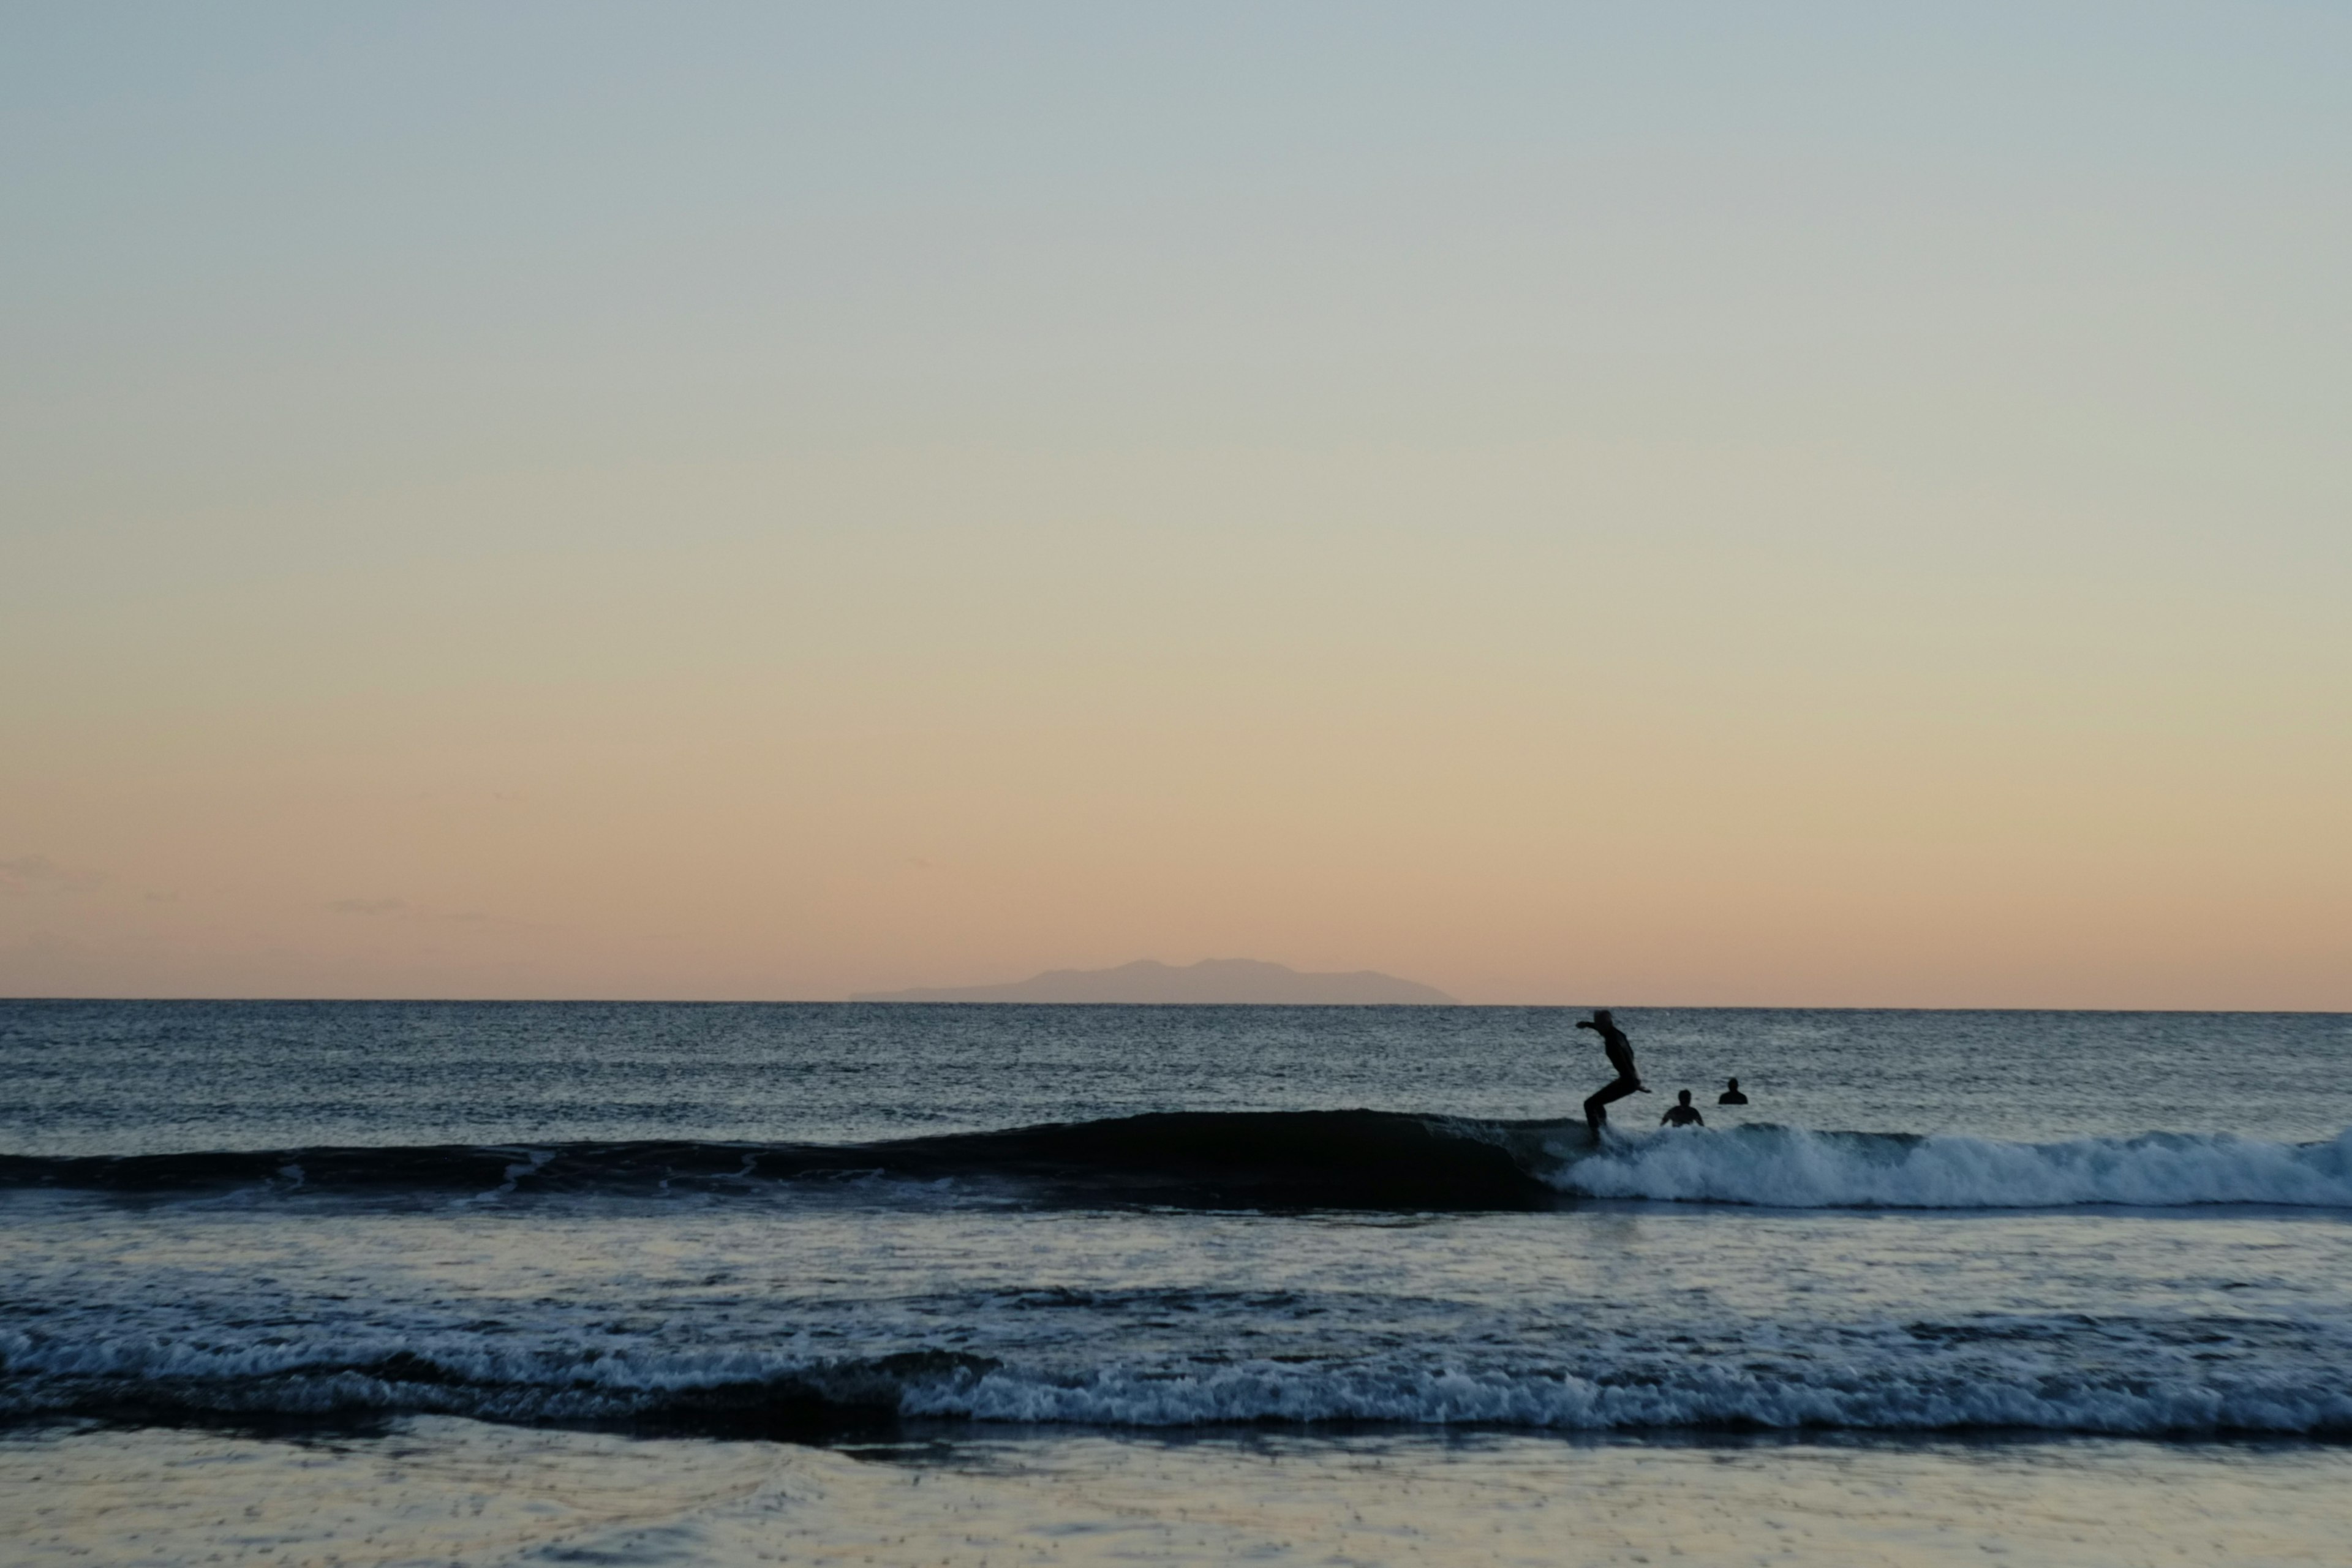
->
[0,1111,1569,1211]
[9,1113,2351,1212]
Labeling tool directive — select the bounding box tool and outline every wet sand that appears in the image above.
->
[7,1417,2349,1567]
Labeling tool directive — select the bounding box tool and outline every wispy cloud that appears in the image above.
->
[323,896,548,930]
[1,855,104,895]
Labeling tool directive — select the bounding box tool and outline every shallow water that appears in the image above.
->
[10,1419,2352,1567]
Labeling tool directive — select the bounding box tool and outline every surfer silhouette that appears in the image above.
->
[1577,1009,1646,1133]
[1661,1090,1705,1128]
[1717,1077,1748,1106]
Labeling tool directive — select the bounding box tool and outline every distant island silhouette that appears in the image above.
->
[852,959,1457,1006]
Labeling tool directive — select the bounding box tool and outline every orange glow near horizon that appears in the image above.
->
[3,10,2346,1008]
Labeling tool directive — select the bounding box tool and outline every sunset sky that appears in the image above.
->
[4,4,2346,1007]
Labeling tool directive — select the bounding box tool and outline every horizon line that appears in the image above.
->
[0,995,2342,1016]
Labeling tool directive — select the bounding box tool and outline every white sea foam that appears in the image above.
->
[924,1359,2352,1436]
[7,1327,2350,1436]
[1544,1125,2352,1208]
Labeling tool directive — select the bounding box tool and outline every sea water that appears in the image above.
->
[4,1001,2349,1565]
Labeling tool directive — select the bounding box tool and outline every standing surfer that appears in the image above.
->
[1577,1008,1646,1133]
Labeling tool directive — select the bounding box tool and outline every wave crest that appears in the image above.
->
[9,1117,2351,1212]
[1551,1125,2352,1208]
[7,1327,2349,1438]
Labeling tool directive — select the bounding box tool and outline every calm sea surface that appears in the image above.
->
[4,1001,2350,1565]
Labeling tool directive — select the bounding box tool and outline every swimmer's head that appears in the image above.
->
[1726,1077,1739,1090]
[1591,1008,1613,1025]
[1678,1089,1692,1105]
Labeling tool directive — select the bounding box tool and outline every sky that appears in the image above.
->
[2,2,2346,1007]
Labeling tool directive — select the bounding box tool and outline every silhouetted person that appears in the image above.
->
[1578,1009,1646,1133]
[1662,1090,1705,1128]
[1717,1077,1748,1106]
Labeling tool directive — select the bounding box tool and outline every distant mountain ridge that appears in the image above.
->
[851,958,1456,1006]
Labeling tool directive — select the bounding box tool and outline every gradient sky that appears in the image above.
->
[4,3,2346,1006]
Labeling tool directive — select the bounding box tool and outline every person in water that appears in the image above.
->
[1577,1008,1646,1133]
[1717,1077,1748,1106]
[1661,1090,1705,1127]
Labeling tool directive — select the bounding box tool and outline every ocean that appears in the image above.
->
[4,1000,2350,1565]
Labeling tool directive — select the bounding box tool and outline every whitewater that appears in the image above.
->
[1544,1123,2352,1208]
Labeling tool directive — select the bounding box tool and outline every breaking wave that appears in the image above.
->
[1547,1125,2352,1209]
[6,1114,2350,1212]
[6,1325,2349,1438]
